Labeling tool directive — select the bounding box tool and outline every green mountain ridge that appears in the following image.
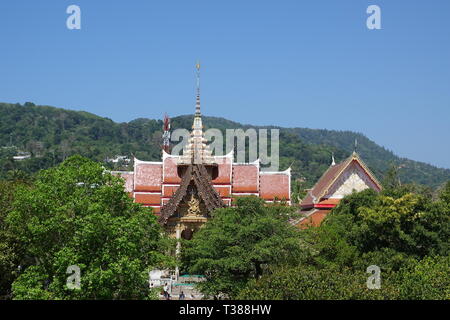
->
[1,102,449,189]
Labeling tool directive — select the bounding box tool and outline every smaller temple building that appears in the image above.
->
[295,152,382,228]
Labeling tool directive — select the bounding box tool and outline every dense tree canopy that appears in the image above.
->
[236,184,449,300]
[1,154,448,300]
[181,197,302,299]
[2,156,174,300]
[0,180,25,299]
[237,265,399,300]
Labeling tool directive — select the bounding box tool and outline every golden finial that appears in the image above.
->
[196,61,201,71]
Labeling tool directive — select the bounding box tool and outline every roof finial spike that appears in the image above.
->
[195,61,201,116]
[353,138,358,155]
[331,152,336,166]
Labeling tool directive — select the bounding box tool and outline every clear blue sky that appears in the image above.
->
[0,0,449,168]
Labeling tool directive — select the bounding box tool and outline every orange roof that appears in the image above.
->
[111,171,134,193]
[232,164,259,193]
[162,185,179,197]
[214,185,231,197]
[301,161,347,208]
[135,193,161,206]
[296,209,330,228]
[211,156,232,185]
[134,162,162,192]
[318,198,341,205]
[163,156,181,184]
[260,173,290,201]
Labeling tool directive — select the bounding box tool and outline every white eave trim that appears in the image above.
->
[134,157,163,165]
[260,167,291,175]
[109,171,134,175]
[233,158,260,166]
[162,150,180,160]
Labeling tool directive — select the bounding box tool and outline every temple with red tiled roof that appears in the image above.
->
[113,64,291,237]
[295,152,382,228]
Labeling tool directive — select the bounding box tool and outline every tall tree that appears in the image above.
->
[7,156,174,300]
[0,181,24,299]
[181,196,302,299]
[439,181,450,204]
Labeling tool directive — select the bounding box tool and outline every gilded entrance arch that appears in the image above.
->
[164,182,218,239]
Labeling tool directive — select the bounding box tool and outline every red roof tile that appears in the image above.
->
[260,173,290,201]
[300,161,347,208]
[296,209,330,228]
[135,193,162,206]
[232,164,259,193]
[134,163,162,192]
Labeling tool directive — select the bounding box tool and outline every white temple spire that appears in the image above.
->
[195,61,201,116]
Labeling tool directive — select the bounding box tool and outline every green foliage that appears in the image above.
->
[11,265,55,300]
[1,101,449,300]
[291,127,450,188]
[439,181,450,204]
[336,193,448,259]
[0,180,25,299]
[181,196,302,299]
[1,102,449,188]
[395,255,450,300]
[313,189,449,270]
[237,265,399,300]
[0,102,163,179]
[382,164,401,190]
[5,156,174,300]
[231,183,450,300]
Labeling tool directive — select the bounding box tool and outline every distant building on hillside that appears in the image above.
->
[13,152,31,161]
[106,155,131,164]
[295,152,382,228]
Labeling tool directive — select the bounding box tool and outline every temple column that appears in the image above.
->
[175,223,182,281]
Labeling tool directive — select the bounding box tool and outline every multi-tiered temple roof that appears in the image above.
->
[113,64,291,234]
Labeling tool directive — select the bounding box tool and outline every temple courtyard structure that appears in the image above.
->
[113,65,291,238]
[113,65,382,236]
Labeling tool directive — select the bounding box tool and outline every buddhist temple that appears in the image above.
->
[295,152,382,228]
[113,64,291,238]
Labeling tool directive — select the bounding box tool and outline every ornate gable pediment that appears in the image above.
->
[177,185,209,219]
[159,164,225,225]
[326,160,379,199]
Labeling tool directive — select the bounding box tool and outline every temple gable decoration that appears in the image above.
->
[159,164,225,225]
[112,63,291,237]
[296,152,382,228]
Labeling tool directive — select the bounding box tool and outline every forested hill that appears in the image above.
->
[1,102,449,189]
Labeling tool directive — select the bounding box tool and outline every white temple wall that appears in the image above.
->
[326,162,378,199]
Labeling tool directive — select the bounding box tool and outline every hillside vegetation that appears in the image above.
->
[1,102,449,190]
